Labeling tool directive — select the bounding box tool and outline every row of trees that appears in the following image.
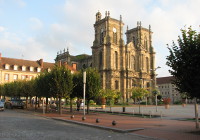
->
[0,66,102,114]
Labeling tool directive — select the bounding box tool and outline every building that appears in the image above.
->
[157,76,181,103]
[0,53,77,84]
[55,11,156,102]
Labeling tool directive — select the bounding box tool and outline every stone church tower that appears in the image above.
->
[92,11,156,102]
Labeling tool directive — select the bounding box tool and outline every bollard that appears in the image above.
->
[82,116,86,120]
[122,107,125,112]
[96,118,100,123]
[112,120,116,126]
[149,111,152,118]
[132,109,134,116]
[141,110,144,117]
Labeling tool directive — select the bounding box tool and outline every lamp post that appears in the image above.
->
[151,66,161,112]
[83,71,86,120]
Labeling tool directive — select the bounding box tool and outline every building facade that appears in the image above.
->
[157,76,181,103]
[0,53,77,84]
[92,11,156,101]
[55,11,156,102]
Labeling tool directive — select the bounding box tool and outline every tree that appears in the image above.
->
[99,89,122,112]
[166,27,200,128]
[50,65,73,114]
[83,68,101,114]
[130,87,149,114]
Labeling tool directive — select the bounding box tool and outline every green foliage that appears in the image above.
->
[174,100,182,105]
[130,87,149,100]
[50,65,73,98]
[166,27,200,98]
[152,89,160,96]
[85,68,101,101]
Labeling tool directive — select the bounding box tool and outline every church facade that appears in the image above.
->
[56,11,156,102]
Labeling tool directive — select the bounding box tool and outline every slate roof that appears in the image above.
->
[156,76,175,84]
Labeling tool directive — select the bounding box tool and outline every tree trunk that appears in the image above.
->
[194,98,199,129]
[35,96,37,111]
[70,98,73,113]
[87,100,90,114]
[139,100,141,114]
[26,96,28,109]
[29,96,32,107]
[45,97,48,113]
[38,97,40,108]
[59,97,62,115]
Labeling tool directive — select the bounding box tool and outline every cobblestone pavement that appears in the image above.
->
[0,109,156,140]
[23,105,200,140]
[97,104,200,119]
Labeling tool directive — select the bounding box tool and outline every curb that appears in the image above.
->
[50,117,144,133]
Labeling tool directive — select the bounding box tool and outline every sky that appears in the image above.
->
[0,0,200,77]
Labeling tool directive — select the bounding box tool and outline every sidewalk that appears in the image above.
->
[27,107,200,140]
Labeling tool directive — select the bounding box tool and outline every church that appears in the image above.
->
[55,11,156,102]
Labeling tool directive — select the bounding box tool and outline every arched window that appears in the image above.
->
[144,36,148,50]
[99,51,102,69]
[133,36,136,47]
[113,32,117,44]
[131,55,135,70]
[146,57,149,73]
[115,51,118,69]
[115,80,119,89]
[100,28,104,44]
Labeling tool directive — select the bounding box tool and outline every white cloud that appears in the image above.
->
[14,0,26,7]
[1,0,200,77]
[29,17,43,30]
[0,26,5,32]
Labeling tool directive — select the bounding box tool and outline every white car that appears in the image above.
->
[0,100,5,111]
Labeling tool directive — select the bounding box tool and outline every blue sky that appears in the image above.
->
[0,0,200,77]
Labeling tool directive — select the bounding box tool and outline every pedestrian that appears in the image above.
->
[76,99,81,111]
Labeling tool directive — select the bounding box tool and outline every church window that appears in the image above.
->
[146,57,149,73]
[133,36,136,47]
[99,51,102,69]
[115,51,118,69]
[115,80,119,89]
[113,32,117,44]
[131,56,136,70]
[100,28,104,44]
[144,36,148,50]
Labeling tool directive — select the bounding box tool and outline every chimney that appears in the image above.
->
[72,63,77,70]
[39,59,43,68]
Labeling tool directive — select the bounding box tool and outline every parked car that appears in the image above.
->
[0,100,5,111]
[5,99,25,109]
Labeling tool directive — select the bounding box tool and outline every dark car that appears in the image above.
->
[5,99,25,109]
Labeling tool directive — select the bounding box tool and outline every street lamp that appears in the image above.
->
[151,66,161,112]
[83,71,86,120]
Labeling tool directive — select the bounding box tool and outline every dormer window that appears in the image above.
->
[37,67,41,72]
[22,66,26,71]
[14,65,18,70]
[30,66,34,72]
[5,64,10,70]
[47,68,51,72]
